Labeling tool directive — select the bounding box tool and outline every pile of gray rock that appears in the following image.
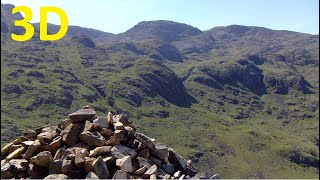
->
[1,106,206,179]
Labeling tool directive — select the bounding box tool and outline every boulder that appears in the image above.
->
[54,147,66,160]
[60,123,83,146]
[143,164,159,178]
[116,156,133,173]
[23,130,37,139]
[93,117,109,129]
[80,131,106,147]
[30,151,53,167]
[113,169,129,179]
[37,131,56,144]
[92,156,110,179]
[23,139,41,159]
[134,133,156,151]
[69,109,96,123]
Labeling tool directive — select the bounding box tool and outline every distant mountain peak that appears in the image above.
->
[120,20,202,42]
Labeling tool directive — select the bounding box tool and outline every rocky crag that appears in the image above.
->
[1,106,216,179]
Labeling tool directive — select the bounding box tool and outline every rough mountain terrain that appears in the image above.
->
[1,3,319,178]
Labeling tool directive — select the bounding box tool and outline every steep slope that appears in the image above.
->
[1,3,319,179]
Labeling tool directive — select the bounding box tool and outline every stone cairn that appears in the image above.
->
[1,106,206,179]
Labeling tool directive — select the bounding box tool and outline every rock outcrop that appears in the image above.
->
[1,106,207,179]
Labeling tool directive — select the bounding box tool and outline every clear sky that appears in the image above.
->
[2,0,319,34]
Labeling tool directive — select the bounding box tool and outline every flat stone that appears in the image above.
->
[116,156,133,173]
[60,123,83,146]
[44,174,69,179]
[113,169,129,179]
[1,142,13,157]
[9,159,28,171]
[69,109,96,123]
[80,131,106,147]
[134,133,156,151]
[9,144,23,153]
[21,140,35,147]
[143,164,159,179]
[133,165,147,175]
[89,146,112,157]
[93,117,109,129]
[92,156,110,179]
[86,171,99,179]
[30,151,53,167]
[5,146,25,162]
[112,145,137,158]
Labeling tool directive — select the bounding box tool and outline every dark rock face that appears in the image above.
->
[265,74,313,95]
[199,61,267,96]
[0,107,207,179]
[71,35,96,48]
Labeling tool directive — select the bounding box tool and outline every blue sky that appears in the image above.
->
[2,0,319,34]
